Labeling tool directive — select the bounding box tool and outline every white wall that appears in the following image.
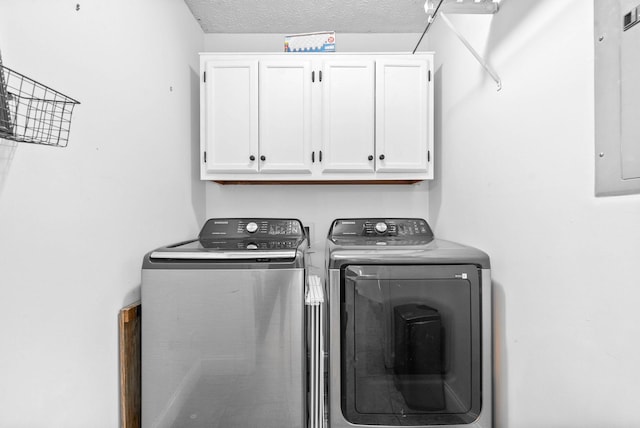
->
[0,1,204,426]
[203,34,432,273]
[427,1,640,427]
[3,2,635,426]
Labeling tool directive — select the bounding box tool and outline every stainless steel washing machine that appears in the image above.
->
[141,218,309,428]
[326,218,492,428]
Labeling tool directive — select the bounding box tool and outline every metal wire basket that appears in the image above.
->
[0,63,80,147]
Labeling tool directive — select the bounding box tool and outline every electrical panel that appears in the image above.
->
[595,0,640,195]
[621,3,640,179]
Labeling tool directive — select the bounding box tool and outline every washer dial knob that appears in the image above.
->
[246,222,258,233]
[375,222,388,234]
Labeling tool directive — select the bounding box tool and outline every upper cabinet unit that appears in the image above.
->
[200,53,434,183]
[320,59,376,173]
[259,60,313,174]
[376,59,430,173]
[202,60,258,174]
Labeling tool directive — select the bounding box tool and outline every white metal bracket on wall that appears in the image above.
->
[426,0,502,91]
[427,0,499,15]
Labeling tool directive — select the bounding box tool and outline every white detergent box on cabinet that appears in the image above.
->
[285,31,336,52]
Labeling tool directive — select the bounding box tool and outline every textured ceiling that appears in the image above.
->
[184,0,432,34]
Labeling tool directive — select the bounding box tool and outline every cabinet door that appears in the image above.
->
[203,60,259,174]
[376,59,430,173]
[259,60,313,174]
[321,60,375,173]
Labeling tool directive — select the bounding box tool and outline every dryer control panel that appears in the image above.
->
[329,218,434,245]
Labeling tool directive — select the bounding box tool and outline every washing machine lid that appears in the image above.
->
[149,242,299,261]
[146,218,307,264]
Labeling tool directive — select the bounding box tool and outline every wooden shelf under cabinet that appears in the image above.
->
[213,179,423,185]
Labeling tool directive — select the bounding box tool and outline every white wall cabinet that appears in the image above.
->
[376,59,430,173]
[202,60,258,174]
[200,53,434,182]
[259,60,313,174]
[320,59,376,173]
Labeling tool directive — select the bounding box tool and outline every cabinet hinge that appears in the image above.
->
[204,151,207,163]
[203,71,206,83]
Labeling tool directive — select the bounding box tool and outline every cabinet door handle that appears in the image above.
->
[319,70,322,82]
[368,155,373,161]
[250,155,256,161]
[379,154,385,160]
[319,151,323,162]
[312,71,315,82]
[312,151,315,163]
[260,155,266,161]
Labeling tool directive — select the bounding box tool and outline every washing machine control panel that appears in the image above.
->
[329,218,434,245]
[198,218,306,250]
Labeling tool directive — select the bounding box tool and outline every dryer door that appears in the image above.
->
[340,264,481,426]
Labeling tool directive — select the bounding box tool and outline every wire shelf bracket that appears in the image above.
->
[439,12,502,91]
[421,0,502,91]
[427,0,500,15]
